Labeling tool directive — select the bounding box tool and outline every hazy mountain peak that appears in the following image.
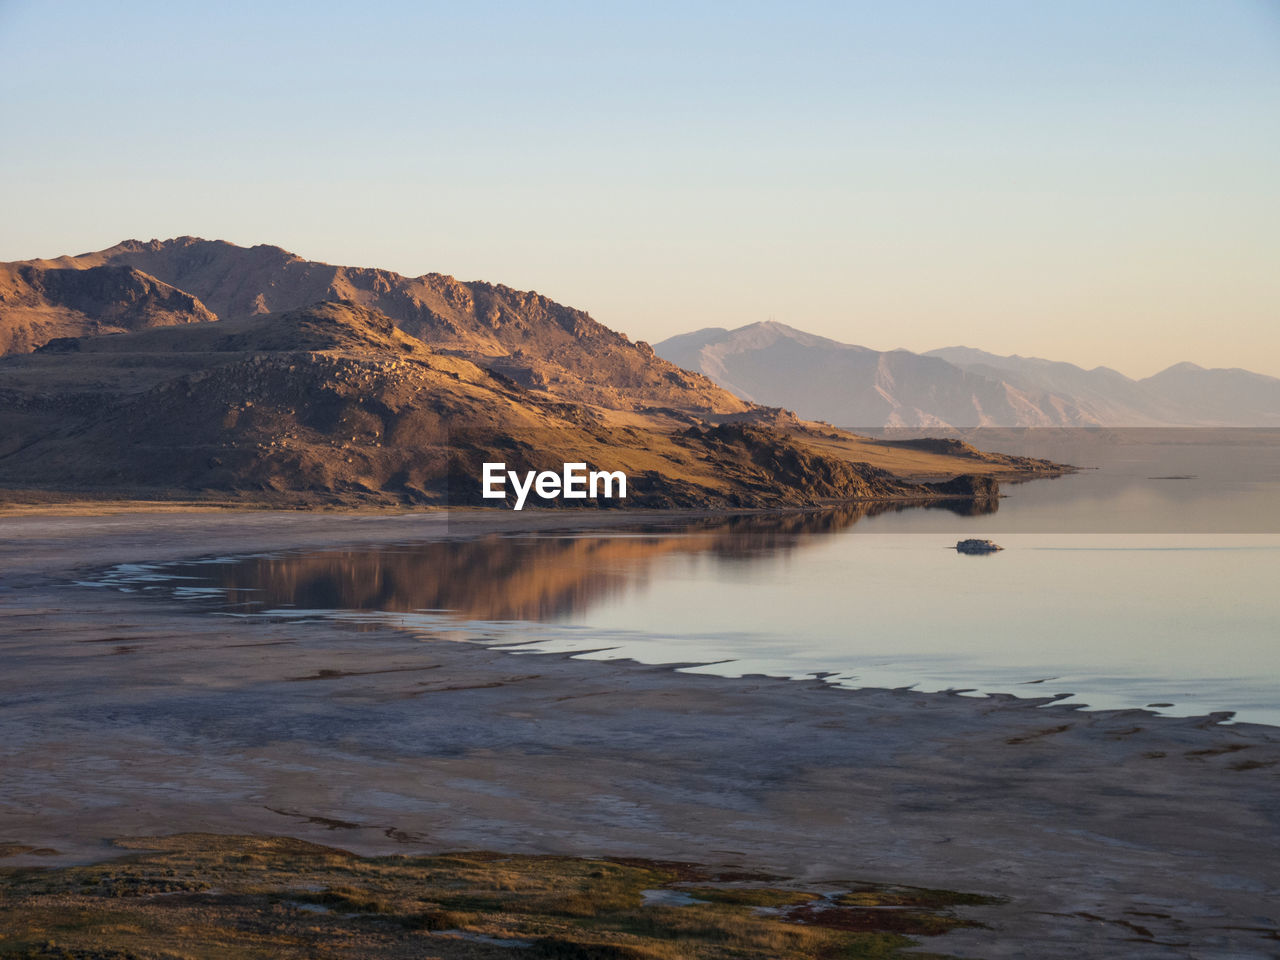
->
[718,320,864,352]
[657,326,1096,428]
[1155,361,1206,375]
[1147,362,1280,385]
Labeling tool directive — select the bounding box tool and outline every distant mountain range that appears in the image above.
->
[656,322,1280,428]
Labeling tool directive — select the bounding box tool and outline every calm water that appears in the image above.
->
[88,431,1280,726]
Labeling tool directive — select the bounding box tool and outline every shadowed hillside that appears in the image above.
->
[0,262,216,354]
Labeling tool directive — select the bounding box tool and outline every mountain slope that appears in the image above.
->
[929,348,1280,427]
[1139,362,1280,426]
[0,300,1022,507]
[7,238,746,416]
[657,322,1097,428]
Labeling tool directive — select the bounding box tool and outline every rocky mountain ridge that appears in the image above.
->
[4,238,745,415]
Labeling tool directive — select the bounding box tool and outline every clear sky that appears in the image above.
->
[3,1,1278,377]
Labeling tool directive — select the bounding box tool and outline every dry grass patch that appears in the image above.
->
[0,835,996,959]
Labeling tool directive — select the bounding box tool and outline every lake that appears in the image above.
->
[87,429,1280,726]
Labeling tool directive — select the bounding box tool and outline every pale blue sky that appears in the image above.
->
[3,1,1278,376]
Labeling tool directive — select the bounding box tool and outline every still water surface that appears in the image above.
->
[92,431,1280,725]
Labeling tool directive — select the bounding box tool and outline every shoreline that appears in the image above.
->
[0,485,1040,519]
[2,507,1278,958]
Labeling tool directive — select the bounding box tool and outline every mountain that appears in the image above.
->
[1138,362,1280,426]
[656,322,1280,428]
[4,238,745,415]
[0,239,1070,506]
[922,346,1169,424]
[0,299,1053,507]
[656,322,1096,428]
[928,348,1280,427]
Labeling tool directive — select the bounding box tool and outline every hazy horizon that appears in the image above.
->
[3,1,1278,378]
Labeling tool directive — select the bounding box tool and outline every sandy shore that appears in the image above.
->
[1,508,1277,959]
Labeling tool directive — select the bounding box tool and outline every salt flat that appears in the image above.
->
[1,509,1277,959]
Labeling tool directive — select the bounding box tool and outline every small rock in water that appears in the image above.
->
[956,539,1002,554]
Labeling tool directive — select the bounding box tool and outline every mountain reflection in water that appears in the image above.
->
[151,499,994,622]
[88,430,1280,723]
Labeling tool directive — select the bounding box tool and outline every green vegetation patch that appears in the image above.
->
[676,887,821,908]
[836,886,1002,910]
[0,834,995,959]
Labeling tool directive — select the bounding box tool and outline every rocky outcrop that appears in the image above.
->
[0,264,216,354]
[923,474,1000,500]
[678,423,916,505]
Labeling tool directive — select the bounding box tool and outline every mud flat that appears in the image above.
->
[1,509,1278,958]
